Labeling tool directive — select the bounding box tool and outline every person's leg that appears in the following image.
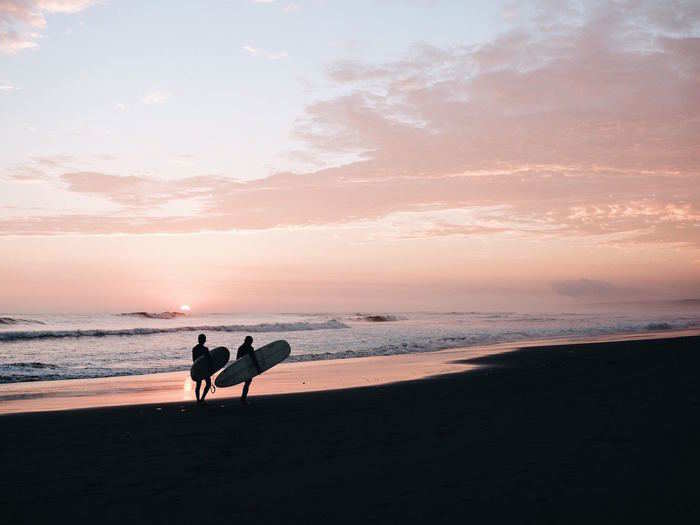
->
[195,380,202,402]
[201,377,211,402]
[241,379,252,403]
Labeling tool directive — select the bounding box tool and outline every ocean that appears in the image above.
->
[1,305,698,383]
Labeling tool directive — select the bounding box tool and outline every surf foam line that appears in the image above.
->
[0,320,349,342]
[0,317,45,325]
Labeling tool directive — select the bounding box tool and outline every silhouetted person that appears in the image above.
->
[192,333,213,404]
[237,335,261,404]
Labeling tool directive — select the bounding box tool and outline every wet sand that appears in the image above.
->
[1,330,695,415]
[2,333,700,523]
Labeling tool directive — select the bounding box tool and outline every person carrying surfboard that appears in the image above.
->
[192,333,213,404]
[237,335,261,404]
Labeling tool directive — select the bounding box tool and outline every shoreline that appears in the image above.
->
[2,332,700,522]
[1,328,697,416]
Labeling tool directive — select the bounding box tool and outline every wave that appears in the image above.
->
[354,314,400,322]
[645,322,672,330]
[1,314,697,384]
[118,311,187,319]
[0,374,66,384]
[0,319,349,342]
[2,362,59,369]
[0,362,62,384]
[0,317,45,325]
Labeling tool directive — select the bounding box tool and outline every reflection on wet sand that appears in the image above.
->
[1,329,696,415]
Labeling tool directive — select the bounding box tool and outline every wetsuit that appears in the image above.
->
[192,343,212,402]
[237,341,260,403]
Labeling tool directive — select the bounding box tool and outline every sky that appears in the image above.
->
[0,0,698,313]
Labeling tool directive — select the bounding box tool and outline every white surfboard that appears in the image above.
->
[215,340,291,387]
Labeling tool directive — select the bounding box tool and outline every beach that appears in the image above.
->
[2,332,700,523]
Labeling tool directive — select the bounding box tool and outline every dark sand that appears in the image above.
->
[2,335,700,523]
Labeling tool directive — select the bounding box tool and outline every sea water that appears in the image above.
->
[1,304,698,383]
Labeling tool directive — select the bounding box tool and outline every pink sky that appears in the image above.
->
[1,1,698,312]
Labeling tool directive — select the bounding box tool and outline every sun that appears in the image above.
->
[180,304,191,312]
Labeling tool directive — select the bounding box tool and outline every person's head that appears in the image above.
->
[245,335,253,345]
[198,333,206,344]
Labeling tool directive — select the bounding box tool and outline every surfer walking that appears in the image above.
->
[238,335,261,404]
[192,333,213,404]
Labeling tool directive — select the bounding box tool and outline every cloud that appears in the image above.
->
[5,165,48,183]
[32,154,74,168]
[141,90,171,105]
[2,163,697,241]
[242,44,288,60]
[2,1,699,242]
[0,29,39,53]
[0,83,17,91]
[0,0,95,54]
[58,171,224,207]
[37,1,95,13]
[4,155,73,182]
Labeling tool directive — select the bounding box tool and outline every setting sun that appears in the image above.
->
[180,305,191,312]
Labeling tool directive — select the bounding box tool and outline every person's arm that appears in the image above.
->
[250,348,262,374]
[205,347,214,372]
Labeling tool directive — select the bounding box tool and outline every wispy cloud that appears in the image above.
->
[4,154,74,182]
[56,171,233,208]
[5,165,48,183]
[0,83,17,91]
[0,29,40,53]
[2,162,698,244]
[251,0,299,14]
[242,44,288,60]
[141,90,171,105]
[0,0,96,54]
[31,154,74,168]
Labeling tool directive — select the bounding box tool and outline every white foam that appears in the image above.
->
[0,319,349,342]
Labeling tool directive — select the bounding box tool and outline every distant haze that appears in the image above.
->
[0,1,698,312]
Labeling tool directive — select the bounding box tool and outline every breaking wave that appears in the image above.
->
[0,362,62,383]
[0,319,349,342]
[118,311,187,319]
[3,362,59,369]
[1,311,698,384]
[645,322,672,330]
[354,314,401,322]
[0,317,45,326]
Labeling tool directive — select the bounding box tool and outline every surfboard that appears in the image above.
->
[190,346,230,381]
[215,340,291,388]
